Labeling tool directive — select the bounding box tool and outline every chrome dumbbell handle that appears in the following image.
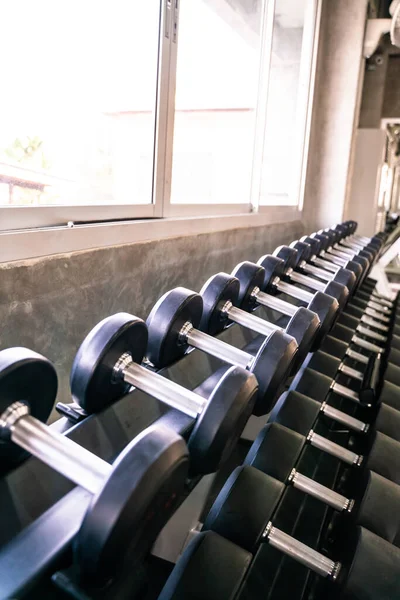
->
[255,288,297,317]
[289,469,352,512]
[223,302,278,337]
[264,523,341,580]
[183,323,252,371]
[321,402,369,433]
[121,357,205,419]
[307,430,362,466]
[0,402,111,494]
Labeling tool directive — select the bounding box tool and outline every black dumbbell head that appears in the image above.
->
[307,291,339,345]
[343,260,363,285]
[323,280,348,311]
[301,235,322,255]
[146,288,203,368]
[269,390,321,436]
[332,268,356,295]
[188,365,258,474]
[256,254,286,291]
[231,261,265,311]
[244,422,304,483]
[203,465,284,553]
[70,313,148,414]
[250,331,298,416]
[199,273,240,335]
[0,347,58,467]
[76,425,189,583]
[285,307,320,366]
[290,366,332,404]
[290,240,312,262]
[158,531,252,600]
[273,245,301,270]
[339,527,400,599]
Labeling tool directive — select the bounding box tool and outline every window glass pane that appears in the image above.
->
[260,0,311,205]
[170,0,262,204]
[0,1,160,207]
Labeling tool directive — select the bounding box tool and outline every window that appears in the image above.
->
[168,0,262,212]
[0,0,321,233]
[257,0,319,206]
[0,0,162,228]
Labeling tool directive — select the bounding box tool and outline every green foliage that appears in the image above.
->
[5,135,50,169]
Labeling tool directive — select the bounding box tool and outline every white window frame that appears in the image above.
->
[0,0,322,249]
[0,0,170,231]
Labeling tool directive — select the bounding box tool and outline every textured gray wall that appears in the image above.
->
[0,220,304,407]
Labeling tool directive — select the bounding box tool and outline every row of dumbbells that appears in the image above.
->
[155,223,400,599]
[0,220,395,598]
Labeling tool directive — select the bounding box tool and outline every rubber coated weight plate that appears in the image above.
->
[285,307,320,367]
[375,403,400,442]
[256,255,286,291]
[244,423,304,483]
[333,268,356,294]
[188,366,258,474]
[146,288,203,368]
[273,246,300,270]
[341,527,400,600]
[290,240,312,262]
[76,425,189,584]
[290,367,332,403]
[70,313,148,414]
[345,260,363,285]
[231,261,265,311]
[0,348,57,466]
[308,292,339,347]
[158,531,252,600]
[324,281,348,311]
[355,470,400,546]
[366,431,400,485]
[199,273,239,335]
[269,390,321,436]
[203,465,284,553]
[251,330,298,416]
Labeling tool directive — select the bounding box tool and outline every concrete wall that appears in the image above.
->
[302,0,368,230]
[345,128,387,235]
[0,220,304,408]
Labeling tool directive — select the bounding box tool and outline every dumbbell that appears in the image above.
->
[269,246,350,311]
[270,388,400,485]
[158,531,253,600]
[290,236,389,320]
[70,313,258,474]
[0,347,189,584]
[334,223,385,252]
[298,234,390,319]
[317,228,378,265]
[244,422,400,545]
[202,465,400,600]
[320,318,386,362]
[233,255,339,345]
[145,288,298,416]
[159,521,400,600]
[300,231,371,283]
[199,271,319,372]
[289,353,400,421]
[274,244,357,299]
[290,239,364,291]
[283,239,391,336]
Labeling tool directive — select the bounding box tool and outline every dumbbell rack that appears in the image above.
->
[0,302,351,600]
[1,223,398,600]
